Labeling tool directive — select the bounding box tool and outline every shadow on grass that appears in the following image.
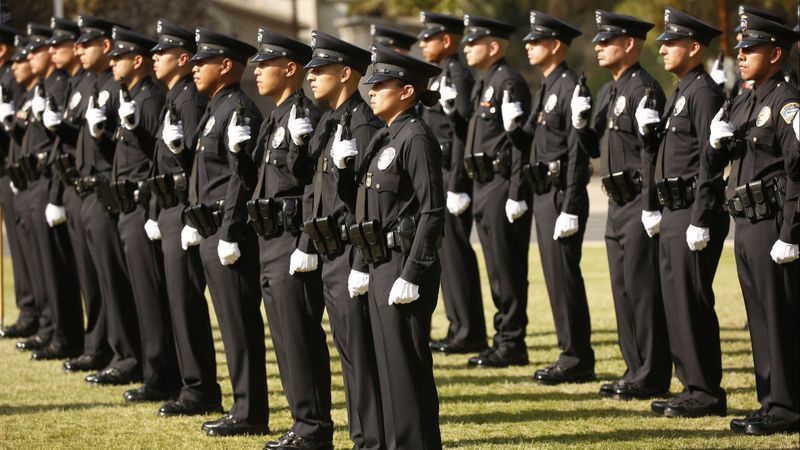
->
[0,402,118,416]
[446,428,734,447]
[440,390,612,403]
[441,405,647,424]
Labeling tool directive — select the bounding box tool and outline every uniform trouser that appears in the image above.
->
[660,207,728,404]
[260,231,332,441]
[0,176,37,325]
[199,231,265,423]
[118,206,179,391]
[29,180,83,350]
[605,196,671,389]
[80,193,140,373]
[734,216,799,422]
[158,205,220,404]
[368,251,441,450]
[320,247,383,450]
[472,176,532,351]
[534,188,594,371]
[438,201,485,343]
[64,187,108,358]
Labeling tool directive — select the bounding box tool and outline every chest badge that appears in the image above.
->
[69,92,82,110]
[613,96,626,116]
[203,116,215,136]
[673,96,686,116]
[97,90,110,107]
[376,147,396,171]
[755,106,771,127]
[482,86,494,103]
[544,94,557,113]
[430,80,440,91]
[271,126,285,149]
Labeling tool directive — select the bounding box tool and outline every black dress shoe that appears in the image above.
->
[16,335,49,351]
[467,347,528,368]
[533,365,595,385]
[64,354,111,372]
[264,431,295,449]
[31,345,83,361]
[202,415,268,437]
[663,396,726,418]
[85,368,142,386]
[730,408,767,433]
[651,400,668,415]
[599,380,621,398]
[159,398,224,417]
[434,338,488,355]
[429,338,449,352]
[123,385,178,403]
[614,383,669,401]
[277,433,334,449]
[744,414,800,436]
[0,321,37,338]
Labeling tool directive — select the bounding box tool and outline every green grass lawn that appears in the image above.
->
[0,245,798,449]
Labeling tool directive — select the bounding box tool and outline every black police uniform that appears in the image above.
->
[293,30,384,449]
[706,14,799,433]
[461,16,533,366]
[370,25,417,52]
[418,12,486,353]
[74,15,141,381]
[353,44,444,449]
[148,19,221,410]
[508,12,595,381]
[188,28,266,434]
[109,27,179,395]
[651,9,729,413]
[579,11,672,394]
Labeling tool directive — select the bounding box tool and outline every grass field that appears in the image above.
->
[0,245,798,449]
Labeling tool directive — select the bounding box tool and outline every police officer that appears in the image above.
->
[188,27,266,437]
[417,11,486,355]
[107,26,180,402]
[353,42,444,449]
[707,12,799,435]
[461,15,533,368]
[0,26,38,340]
[640,8,730,414]
[572,10,672,398]
[149,19,222,417]
[729,7,789,98]
[370,25,417,54]
[228,27,331,448]
[506,11,595,384]
[43,17,111,371]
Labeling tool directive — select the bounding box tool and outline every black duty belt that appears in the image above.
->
[656,175,697,211]
[348,216,417,265]
[53,154,80,187]
[246,197,302,238]
[600,169,643,205]
[463,147,511,183]
[148,172,188,209]
[724,176,787,223]
[522,160,563,195]
[184,200,225,238]
[303,215,350,256]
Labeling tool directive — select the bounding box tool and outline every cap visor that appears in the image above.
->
[108,47,134,58]
[151,41,179,53]
[417,30,436,40]
[304,57,336,70]
[522,32,548,43]
[656,31,686,42]
[363,72,397,85]
[592,31,621,43]
[461,33,483,44]
[250,52,281,63]
[76,34,101,44]
[734,39,771,49]
[190,51,218,62]
[46,36,73,45]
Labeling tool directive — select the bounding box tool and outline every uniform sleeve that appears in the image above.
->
[233,118,267,192]
[400,133,445,284]
[632,84,665,211]
[130,94,163,159]
[448,62,475,194]
[777,99,800,243]
[690,86,726,227]
[95,84,121,150]
[175,93,205,173]
[506,78,532,202]
[286,101,321,184]
[577,86,607,159]
[563,82,591,215]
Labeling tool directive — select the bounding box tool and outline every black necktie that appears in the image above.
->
[253,114,277,199]
[655,86,679,181]
[601,85,618,174]
[464,78,485,157]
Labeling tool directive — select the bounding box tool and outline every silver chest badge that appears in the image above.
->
[674,96,686,116]
[544,94,557,113]
[756,106,770,127]
[482,86,494,103]
[69,91,82,110]
[430,80,440,91]
[97,90,110,107]
[203,116,215,135]
[271,126,285,148]
[376,147,396,171]
[613,96,626,116]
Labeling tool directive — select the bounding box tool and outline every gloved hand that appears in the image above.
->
[709,107,734,150]
[347,269,369,298]
[162,113,185,154]
[552,212,579,240]
[685,224,710,251]
[144,219,162,241]
[330,124,358,169]
[570,85,592,129]
[770,240,799,264]
[387,277,420,305]
[44,203,67,227]
[446,191,471,216]
[438,75,457,116]
[43,99,63,131]
[287,104,313,145]
[217,239,241,266]
[85,95,107,139]
[0,100,14,131]
[226,111,251,154]
[641,210,662,237]
[180,225,202,250]
[635,96,661,136]
[504,198,528,223]
[288,249,318,275]
[709,60,727,86]
[31,89,46,121]
[501,90,523,132]
[9,180,18,195]
[118,91,138,130]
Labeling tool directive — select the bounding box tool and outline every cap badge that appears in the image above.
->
[157,21,163,34]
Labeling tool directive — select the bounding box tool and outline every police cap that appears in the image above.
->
[305,30,371,75]
[523,10,582,45]
[417,11,465,40]
[593,10,654,43]
[251,27,312,65]
[151,19,196,54]
[364,43,441,86]
[656,7,722,47]
[190,27,258,64]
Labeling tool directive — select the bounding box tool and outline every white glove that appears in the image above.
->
[43,100,63,131]
[9,181,18,195]
[446,191,471,216]
[226,111,251,154]
[162,114,185,154]
[287,104,313,146]
[709,107,735,150]
[180,225,202,250]
[641,210,662,237]
[31,91,46,121]
[330,124,358,169]
[685,224,710,251]
[709,64,727,86]
[387,277,420,305]
[44,203,67,227]
[501,90,523,132]
[570,85,592,129]
[438,76,457,116]
[553,212,579,240]
[635,96,661,136]
[792,111,799,143]
[288,249,318,275]
[84,96,107,139]
[770,240,799,264]
[144,219,162,241]
[217,239,241,266]
[118,92,138,130]
[347,269,369,298]
[504,199,528,223]
[0,101,16,130]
